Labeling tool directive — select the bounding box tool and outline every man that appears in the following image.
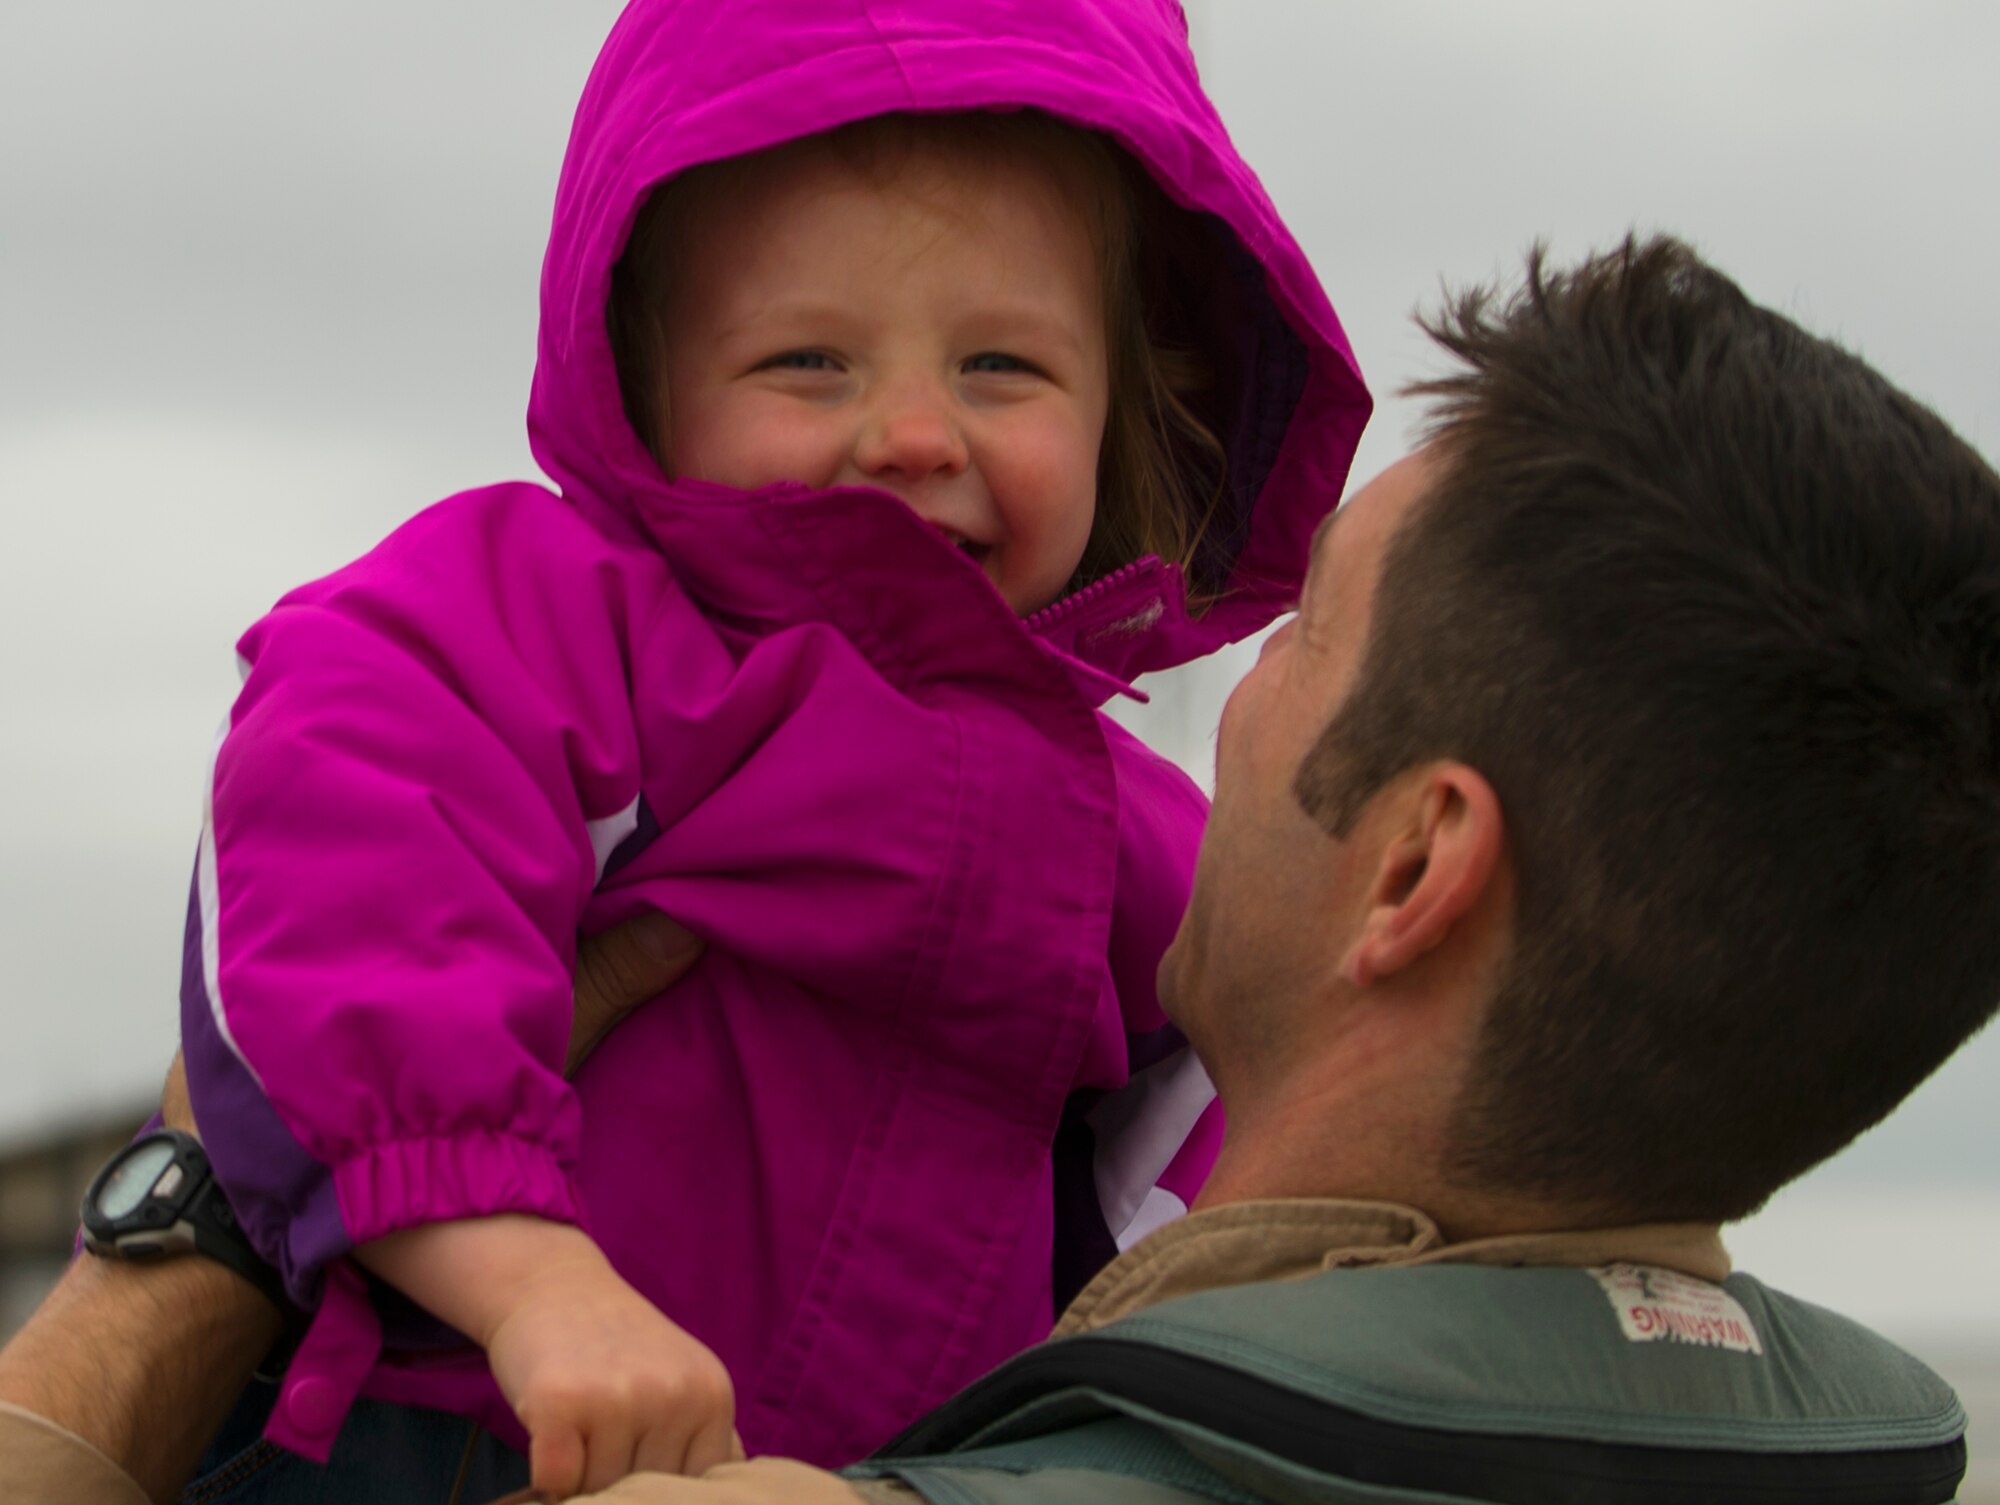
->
[4,236,1994,1503]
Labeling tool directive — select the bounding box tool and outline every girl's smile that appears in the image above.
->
[657,136,1111,615]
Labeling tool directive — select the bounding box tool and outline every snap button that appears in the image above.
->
[284,1375,340,1436]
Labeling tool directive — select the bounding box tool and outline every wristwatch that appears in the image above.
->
[81,1127,294,1318]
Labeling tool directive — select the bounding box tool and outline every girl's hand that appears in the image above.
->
[483,1251,741,1498]
[357,1217,739,1499]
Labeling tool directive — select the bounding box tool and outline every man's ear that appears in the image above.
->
[1341,764,1503,989]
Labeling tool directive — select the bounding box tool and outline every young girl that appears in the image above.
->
[179,0,1369,1496]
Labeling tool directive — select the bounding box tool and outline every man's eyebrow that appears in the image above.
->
[1296,504,1343,611]
[1308,505,1343,567]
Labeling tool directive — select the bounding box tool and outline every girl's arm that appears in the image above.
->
[359,911,727,1496]
[182,485,744,1460]
[356,1217,739,1496]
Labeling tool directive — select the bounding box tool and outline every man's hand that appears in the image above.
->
[517,1457,880,1504]
[161,909,705,1137]
[567,911,706,1075]
[161,1050,196,1133]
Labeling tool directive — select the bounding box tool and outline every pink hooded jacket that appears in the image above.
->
[181,0,1368,1469]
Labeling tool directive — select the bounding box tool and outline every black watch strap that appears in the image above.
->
[184,1167,294,1315]
[81,1128,296,1319]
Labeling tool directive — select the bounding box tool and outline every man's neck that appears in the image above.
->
[1194,1072,1596,1244]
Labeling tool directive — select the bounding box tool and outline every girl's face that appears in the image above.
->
[657,139,1110,615]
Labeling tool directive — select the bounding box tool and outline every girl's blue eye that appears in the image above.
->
[762,351,837,371]
[964,352,1035,375]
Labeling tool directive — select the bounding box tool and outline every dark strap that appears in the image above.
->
[877,1336,1966,1505]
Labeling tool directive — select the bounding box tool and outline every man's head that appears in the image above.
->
[1165,236,2000,1226]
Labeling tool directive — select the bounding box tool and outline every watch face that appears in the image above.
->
[97,1138,180,1220]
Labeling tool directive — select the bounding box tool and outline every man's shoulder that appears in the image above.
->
[1095,1260,1963,1445]
[864,1261,1966,1504]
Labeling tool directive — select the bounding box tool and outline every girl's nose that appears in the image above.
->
[854,382,969,483]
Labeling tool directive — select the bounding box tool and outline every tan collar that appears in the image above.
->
[1054,1198,1730,1338]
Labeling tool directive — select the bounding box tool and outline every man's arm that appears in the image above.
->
[0,1039,280,1503]
[0,1246,282,1504]
[0,911,702,1505]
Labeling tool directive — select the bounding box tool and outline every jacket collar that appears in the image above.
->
[631,477,1182,706]
[1054,1197,1731,1338]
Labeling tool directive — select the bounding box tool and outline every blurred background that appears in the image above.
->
[2,2,1994,1494]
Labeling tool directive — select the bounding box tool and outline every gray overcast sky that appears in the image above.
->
[3,3,1996,1342]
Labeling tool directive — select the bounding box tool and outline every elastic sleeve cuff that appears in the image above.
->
[331,1130,585,1250]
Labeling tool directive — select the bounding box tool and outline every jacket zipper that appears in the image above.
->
[1024,558,1160,640]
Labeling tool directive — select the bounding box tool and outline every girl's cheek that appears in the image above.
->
[996,456,1061,521]
[1005,413,1090,482]
[731,417,831,489]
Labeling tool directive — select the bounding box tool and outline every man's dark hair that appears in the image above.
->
[1296,235,2000,1222]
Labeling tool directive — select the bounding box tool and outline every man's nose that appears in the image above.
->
[854,378,969,482]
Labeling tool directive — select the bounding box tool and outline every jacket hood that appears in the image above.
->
[527,0,1370,674]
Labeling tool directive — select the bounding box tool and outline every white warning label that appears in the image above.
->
[1588,1263,1763,1355]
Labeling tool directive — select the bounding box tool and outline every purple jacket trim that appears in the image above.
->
[179,865,349,1307]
